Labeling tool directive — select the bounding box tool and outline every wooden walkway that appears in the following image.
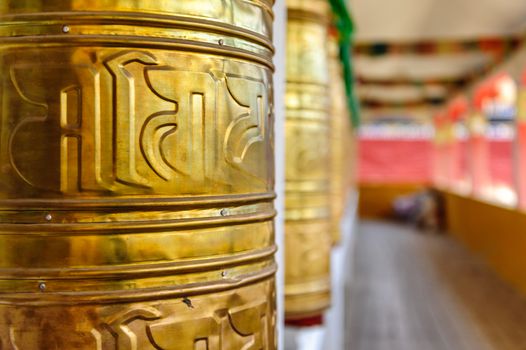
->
[346,220,526,350]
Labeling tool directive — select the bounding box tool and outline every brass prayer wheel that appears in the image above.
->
[284,0,332,320]
[328,32,350,244]
[0,1,276,348]
[344,120,357,198]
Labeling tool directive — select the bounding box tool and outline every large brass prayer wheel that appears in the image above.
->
[328,32,350,245]
[0,1,277,349]
[284,0,332,320]
[344,122,357,199]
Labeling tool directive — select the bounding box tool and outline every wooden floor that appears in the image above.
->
[346,220,526,350]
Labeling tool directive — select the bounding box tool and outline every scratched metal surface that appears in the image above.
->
[0,1,277,348]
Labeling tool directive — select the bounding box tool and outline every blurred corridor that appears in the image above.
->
[283,0,526,347]
[347,221,526,350]
[4,1,526,349]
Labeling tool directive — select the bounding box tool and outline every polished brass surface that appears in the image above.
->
[284,0,332,320]
[0,1,276,348]
[328,33,351,244]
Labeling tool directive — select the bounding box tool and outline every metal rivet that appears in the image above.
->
[39,282,46,292]
[220,208,228,217]
[182,297,194,308]
[45,213,52,221]
[62,25,70,33]
[218,39,224,46]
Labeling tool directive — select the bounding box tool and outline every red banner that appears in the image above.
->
[359,138,513,187]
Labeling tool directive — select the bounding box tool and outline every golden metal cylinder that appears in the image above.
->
[284,0,332,320]
[328,33,351,244]
[0,1,276,348]
[345,122,358,197]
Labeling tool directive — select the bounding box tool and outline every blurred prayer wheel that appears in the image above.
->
[284,0,332,320]
[344,123,357,196]
[0,1,277,348]
[328,31,351,244]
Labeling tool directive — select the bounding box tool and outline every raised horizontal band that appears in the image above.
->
[0,11,273,49]
[0,192,275,209]
[0,209,276,235]
[0,263,277,306]
[0,245,277,280]
[0,34,274,70]
[287,9,330,24]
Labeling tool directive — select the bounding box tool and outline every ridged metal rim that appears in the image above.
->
[0,264,277,306]
[0,12,275,52]
[0,12,276,70]
[0,192,276,208]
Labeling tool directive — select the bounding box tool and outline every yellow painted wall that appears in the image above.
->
[443,191,526,296]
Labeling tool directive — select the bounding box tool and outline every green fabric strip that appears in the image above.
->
[329,0,360,127]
